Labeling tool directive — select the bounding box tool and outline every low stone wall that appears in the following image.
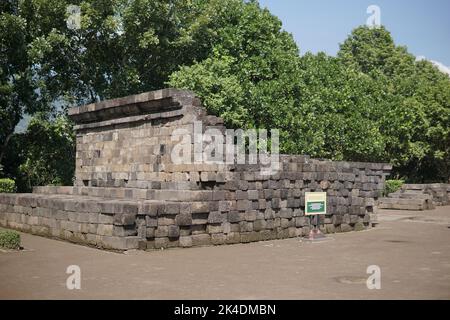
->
[0,158,391,250]
[0,89,392,250]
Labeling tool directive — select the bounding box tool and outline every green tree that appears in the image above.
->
[3,1,449,186]
[19,114,75,190]
[338,25,416,77]
[0,1,40,164]
[2,0,209,188]
[169,0,302,137]
[291,52,385,161]
[27,0,209,104]
[338,26,450,182]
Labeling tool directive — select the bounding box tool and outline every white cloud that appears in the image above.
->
[416,56,450,77]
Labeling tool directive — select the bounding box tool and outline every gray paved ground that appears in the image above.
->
[1,206,450,299]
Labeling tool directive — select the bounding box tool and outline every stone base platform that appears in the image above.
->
[0,89,392,251]
[0,187,374,251]
[0,192,158,250]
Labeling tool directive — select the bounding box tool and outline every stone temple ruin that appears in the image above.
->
[0,89,392,250]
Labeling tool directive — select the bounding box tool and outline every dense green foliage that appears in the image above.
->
[1,114,74,192]
[0,178,16,193]
[0,228,21,250]
[1,0,449,190]
[169,0,301,131]
[383,179,405,196]
[19,114,75,190]
[171,23,450,182]
[338,26,450,182]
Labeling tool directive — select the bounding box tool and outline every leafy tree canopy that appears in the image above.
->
[1,1,449,188]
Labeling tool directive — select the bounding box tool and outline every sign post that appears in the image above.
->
[304,192,327,241]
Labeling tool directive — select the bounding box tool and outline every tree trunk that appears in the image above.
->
[0,130,14,166]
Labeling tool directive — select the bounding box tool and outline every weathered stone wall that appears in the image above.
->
[0,89,392,250]
[71,89,226,189]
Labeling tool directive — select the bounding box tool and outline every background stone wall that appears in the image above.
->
[379,183,450,210]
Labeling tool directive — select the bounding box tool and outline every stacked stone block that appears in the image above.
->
[0,89,392,250]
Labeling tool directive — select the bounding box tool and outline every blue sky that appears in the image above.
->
[258,0,450,67]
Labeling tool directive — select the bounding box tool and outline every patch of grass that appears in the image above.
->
[0,229,21,250]
[383,179,405,196]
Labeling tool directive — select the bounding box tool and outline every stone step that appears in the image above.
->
[388,192,433,200]
[401,183,444,190]
[394,190,428,195]
[0,192,169,216]
[378,197,435,211]
[386,183,450,207]
[33,186,216,201]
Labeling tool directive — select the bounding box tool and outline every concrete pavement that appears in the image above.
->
[1,206,450,299]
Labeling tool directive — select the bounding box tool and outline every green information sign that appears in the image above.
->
[307,201,325,213]
[305,192,327,215]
